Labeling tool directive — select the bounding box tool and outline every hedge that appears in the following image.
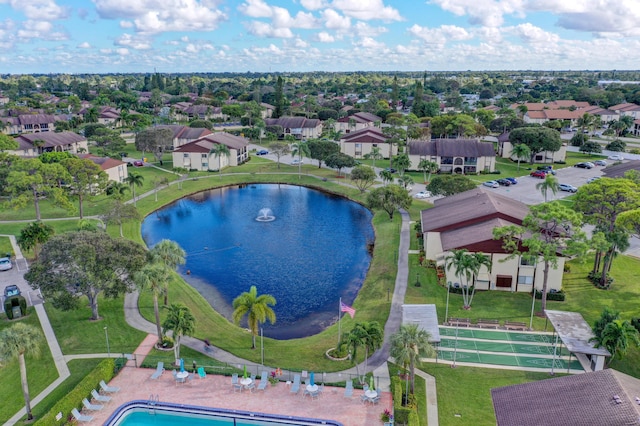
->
[34,358,116,426]
[534,289,565,301]
[391,376,419,425]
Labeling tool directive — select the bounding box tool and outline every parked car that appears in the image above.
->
[608,154,624,161]
[574,162,593,169]
[496,178,512,186]
[559,183,578,193]
[256,149,269,155]
[536,165,556,175]
[132,160,144,167]
[593,160,607,166]
[413,191,432,199]
[4,285,20,297]
[483,180,499,188]
[586,177,600,183]
[0,257,12,271]
[505,177,518,185]
[384,167,397,173]
[530,170,547,178]
[290,159,304,165]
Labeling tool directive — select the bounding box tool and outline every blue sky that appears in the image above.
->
[1,0,640,74]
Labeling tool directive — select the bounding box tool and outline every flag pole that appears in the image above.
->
[338,298,342,348]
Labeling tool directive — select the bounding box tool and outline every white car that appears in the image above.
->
[608,154,624,161]
[482,181,499,188]
[413,191,432,199]
[290,159,304,165]
[559,183,577,193]
[0,257,12,271]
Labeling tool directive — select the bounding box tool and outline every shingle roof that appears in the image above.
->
[492,369,640,426]
[79,154,126,170]
[173,132,249,153]
[440,218,513,251]
[602,160,640,178]
[340,127,387,143]
[408,139,496,158]
[156,125,211,140]
[264,117,321,129]
[15,131,86,149]
[17,114,57,125]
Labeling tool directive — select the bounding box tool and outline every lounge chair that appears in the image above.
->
[371,395,381,405]
[150,361,164,379]
[293,374,301,385]
[197,367,206,379]
[100,380,120,393]
[343,387,353,398]
[290,382,300,394]
[91,389,111,403]
[318,383,325,396]
[345,379,353,389]
[82,398,103,411]
[231,373,238,384]
[71,408,93,423]
[257,380,268,391]
[363,384,369,391]
[250,373,256,381]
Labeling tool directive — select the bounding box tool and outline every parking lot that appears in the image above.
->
[0,256,42,313]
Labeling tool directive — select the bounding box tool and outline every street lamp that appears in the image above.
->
[104,326,110,358]
[529,285,536,330]
[444,282,451,324]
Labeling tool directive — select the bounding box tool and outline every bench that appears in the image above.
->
[476,319,500,329]
[447,318,471,327]
[504,321,528,331]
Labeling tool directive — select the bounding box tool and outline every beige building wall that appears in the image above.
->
[340,142,394,159]
[173,151,232,171]
[104,164,128,183]
[424,232,444,260]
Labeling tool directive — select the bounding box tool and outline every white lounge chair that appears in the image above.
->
[82,398,103,411]
[100,380,120,393]
[71,408,93,422]
[91,389,111,403]
[150,361,164,379]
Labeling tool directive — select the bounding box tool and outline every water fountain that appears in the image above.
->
[256,208,275,222]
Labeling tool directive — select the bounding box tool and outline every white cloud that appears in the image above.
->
[239,0,319,38]
[16,20,68,41]
[509,23,559,44]
[77,41,91,48]
[315,31,335,42]
[408,24,472,46]
[321,9,350,30]
[238,0,273,18]
[119,21,133,28]
[331,0,402,21]
[300,0,327,10]
[430,0,524,27]
[244,21,294,38]
[115,33,152,50]
[353,22,387,38]
[116,47,129,55]
[354,36,385,49]
[294,38,309,48]
[2,0,68,20]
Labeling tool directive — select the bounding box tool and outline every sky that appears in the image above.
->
[2,0,640,74]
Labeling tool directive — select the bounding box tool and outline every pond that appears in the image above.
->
[141,184,374,339]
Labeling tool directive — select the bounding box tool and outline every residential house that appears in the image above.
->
[610,102,640,119]
[264,117,323,140]
[339,126,393,159]
[155,125,212,149]
[524,109,584,126]
[1,114,58,134]
[497,131,567,164]
[172,132,249,171]
[581,105,619,123]
[420,187,565,293]
[11,131,88,157]
[260,103,275,119]
[77,106,122,127]
[0,96,9,106]
[334,112,381,133]
[407,139,496,174]
[79,154,128,183]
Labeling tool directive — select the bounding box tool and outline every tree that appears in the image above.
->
[510,144,531,170]
[389,324,435,393]
[591,307,620,344]
[189,119,213,130]
[274,76,285,118]
[364,146,383,169]
[135,263,170,343]
[325,152,356,177]
[209,143,230,177]
[536,174,559,202]
[350,165,376,193]
[393,153,411,176]
[135,128,173,164]
[290,140,310,178]
[162,303,196,365]
[417,159,438,183]
[90,127,127,155]
[270,142,290,169]
[307,139,340,168]
[25,231,147,320]
[445,249,491,309]
[577,112,596,135]
[149,239,186,306]
[427,175,476,196]
[593,319,640,365]
[397,175,414,190]
[606,139,626,152]
[340,321,383,379]
[379,169,393,186]
[232,285,276,349]
[61,158,108,219]
[125,171,144,206]
[579,141,602,155]
[100,199,140,238]
[508,127,562,163]
[493,202,586,311]
[0,133,19,151]
[366,184,412,220]
[17,221,54,260]
[0,323,43,420]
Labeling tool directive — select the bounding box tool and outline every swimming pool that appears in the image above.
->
[104,400,344,426]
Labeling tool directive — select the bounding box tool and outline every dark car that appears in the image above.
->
[4,285,20,297]
[505,177,518,185]
[496,178,511,186]
[530,170,546,178]
[384,167,397,174]
[256,149,269,155]
[574,162,593,169]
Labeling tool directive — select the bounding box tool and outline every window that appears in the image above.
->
[202,162,208,168]
[355,143,361,148]
[520,257,536,266]
[201,153,208,158]
[518,275,534,285]
[183,153,189,158]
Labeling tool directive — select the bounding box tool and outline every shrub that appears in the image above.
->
[490,170,501,174]
[606,139,626,152]
[588,271,614,289]
[554,160,566,164]
[448,285,474,295]
[631,317,640,333]
[534,289,565,301]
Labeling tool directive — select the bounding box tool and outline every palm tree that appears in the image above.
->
[445,249,491,309]
[577,113,595,136]
[290,140,310,178]
[536,174,559,202]
[209,143,230,178]
[389,324,435,393]
[510,144,531,170]
[17,221,54,261]
[125,171,144,206]
[364,146,383,169]
[162,303,196,365]
[340,321,384,379]
[150,239,186,306]
[595,319,640,365]
[0,323,43,420]
[232,285,276,349]
[379,169,393,186]
[134,263,171,344]
[417,159,438,184]
[105,181,130,200]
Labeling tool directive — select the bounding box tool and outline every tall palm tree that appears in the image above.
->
[0,323,43,420]
[577,113,595,136]
[290,140,310,178]
[510,144,531,170]
[162,303,196,365]
[595,319,640,365]
[150,239,186,306]
[445,249,491,309]
[232,285,276,349]
[379,169,393,186]
[364,146,383,169]
[125,171,144,206]
[209,143,230,178]
[536,174,559,202]
[417,159,438,184]
[106,181,130,200]
[134,263,171,343]
[389,324,435,393]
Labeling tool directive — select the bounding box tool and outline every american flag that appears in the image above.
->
[340,301,356,319]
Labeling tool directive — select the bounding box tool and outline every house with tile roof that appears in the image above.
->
[407,139,496,174]
[172,132,249,171]
[339,126,394,159]
[420,187,565,292]
[334,112,381,133]
[11,131,88,157]
[80,154,128,183]
[264,117,322,140]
